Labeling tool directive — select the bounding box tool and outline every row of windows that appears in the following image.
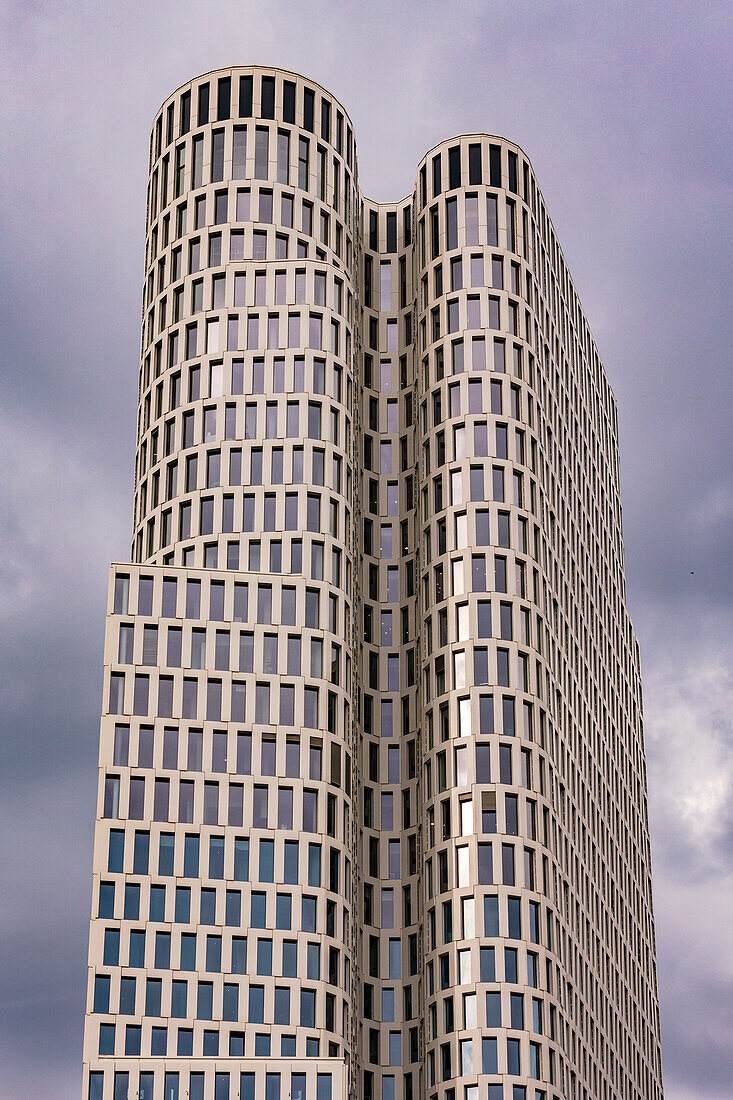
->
[426,414,535,489]
[427,983,552,1037]
[425,733,543,794]
[361,560,416,611]
[149,206,353,301]
[147,452,347,509]
[360,644,416,693]
[425,940,550,997]
[375,524,532,585]
[149,538,318,573]
[109,725,345,782]
[98,926,342,986]
[148,219,351,302]
[420,249,522,303]
[363,632,540,701]
[364,206,412,255]
[149,290,354,373]
[105,831,343,890]
[359,688,543,760]
[91,1062,334,1099]
[431,467,535,539]
[144,526,348,590]
[371,476,528,537]
[139,474,352,553]
[156,303,351,363]
[113,572,348,627]
[117,622,346,678]
[422,360,530,429]
[139,356,351,447]
[154,71,354,166]
[422,377,533,435]
[139,354,352,453]
[426,892,549,950]
[141,392,350,476]
[95,1023,343,1062]
[104,772,347,834]
[362,349,414,392]
[151,123,354,224]
[422,693,543,758]
[425,839,543,895]
[94,976,334,1028]
[360,829,419,882]
[418,140,518,208]
[139,501,350,571]
[424,595,538,649]
[419,510,538,573]
[362,311,413,352]
[420,291,525,352]
[384,791,541,854]
[417,193,518,268]
[147,258,353,329]
[107,671,342,733]
[427,642,538,695]
[421,488,536,543]
[426,1034,550,1086]
[420,551,537,609]
[97,878,346,938]
[366,1079,550,1100]
[418,328,524,382]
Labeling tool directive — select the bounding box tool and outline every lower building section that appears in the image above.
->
[84,563,355,1095]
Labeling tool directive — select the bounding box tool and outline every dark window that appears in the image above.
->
[386,212,397,253]
[180,91,191,136]
[489,144,502,188]
[432,153,441,197]
[303,88,315,132]
[468,143,482,184]
[448,146,461,189]
[403,205,411,245]
[283,81,296,124]
[197,83,210,126]
[261,76,275,119]
[508,151,518,194]
[239,75,253,117]
[369,210,378,251]
[217,77,231,121]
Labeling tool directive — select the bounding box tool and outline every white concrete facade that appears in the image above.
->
[82,66,664,1100]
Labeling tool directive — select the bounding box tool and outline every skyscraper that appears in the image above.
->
[82,64,664,1100]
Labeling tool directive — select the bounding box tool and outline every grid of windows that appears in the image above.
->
[83,66,663,1100]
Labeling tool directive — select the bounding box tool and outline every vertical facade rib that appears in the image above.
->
[82,66,664,1100]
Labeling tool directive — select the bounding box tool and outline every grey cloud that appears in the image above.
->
[0,1,731,1096]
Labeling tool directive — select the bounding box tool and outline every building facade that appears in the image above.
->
[82,65,664,1100]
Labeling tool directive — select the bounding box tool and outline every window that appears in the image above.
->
[446,197,457,249]
[255,127,268,179]
[298,137,309,190]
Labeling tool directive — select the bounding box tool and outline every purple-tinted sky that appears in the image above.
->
[0,2,731,1097]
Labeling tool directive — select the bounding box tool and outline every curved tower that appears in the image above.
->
[82,66,664,1100]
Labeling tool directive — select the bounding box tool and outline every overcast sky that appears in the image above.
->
[0,1,731,1097]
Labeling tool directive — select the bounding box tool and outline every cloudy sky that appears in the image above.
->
[0,1,731,1096]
